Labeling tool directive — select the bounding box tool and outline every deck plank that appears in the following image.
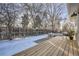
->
[41,37,61,56]
[26,42,50,56]
[46,36,64,56]
[28,37,57,56]
[35,37,58,56]
[63,40,69,56]
[69,40,73,56]
[73,40,78,56]
[32,42,52,56]
[57,38,67,56]
[14,36,79,56]
[51,39,65,56]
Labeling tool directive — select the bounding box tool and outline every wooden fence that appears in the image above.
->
[0,28,53,40]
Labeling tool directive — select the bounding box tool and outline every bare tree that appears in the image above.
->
[23,3,43,29]
[44,3,66,32]
[21,13,29,36]
[33,15,42,29]
[0,3,20,40]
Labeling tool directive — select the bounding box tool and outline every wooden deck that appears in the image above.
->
[14,36,79,56]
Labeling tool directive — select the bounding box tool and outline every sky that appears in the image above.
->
[59,3,68,20]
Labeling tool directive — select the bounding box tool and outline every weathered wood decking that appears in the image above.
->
[14,36,79,56]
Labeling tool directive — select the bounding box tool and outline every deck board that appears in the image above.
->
[73,40,77,56]
[41,38,59,56]
[57,38,67,56]
[63,40,69,56]
[14,36,79,56]
[73,40,78,56]
[43,37,62,56]
[69,40,73,56]
[51,38,64,56]
[26,42,49,56]
[35,38,57,56]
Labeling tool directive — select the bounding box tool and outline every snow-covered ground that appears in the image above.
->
[0,34,48,56]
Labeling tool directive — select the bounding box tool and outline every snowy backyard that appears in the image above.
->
[0,3,74,56]
[0,34,48,56]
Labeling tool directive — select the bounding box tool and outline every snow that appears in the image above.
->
[0,34,48,56]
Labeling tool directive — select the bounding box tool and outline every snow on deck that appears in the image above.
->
[0,34,48,56]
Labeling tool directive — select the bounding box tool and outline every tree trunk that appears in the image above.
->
[7,25,12,40]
